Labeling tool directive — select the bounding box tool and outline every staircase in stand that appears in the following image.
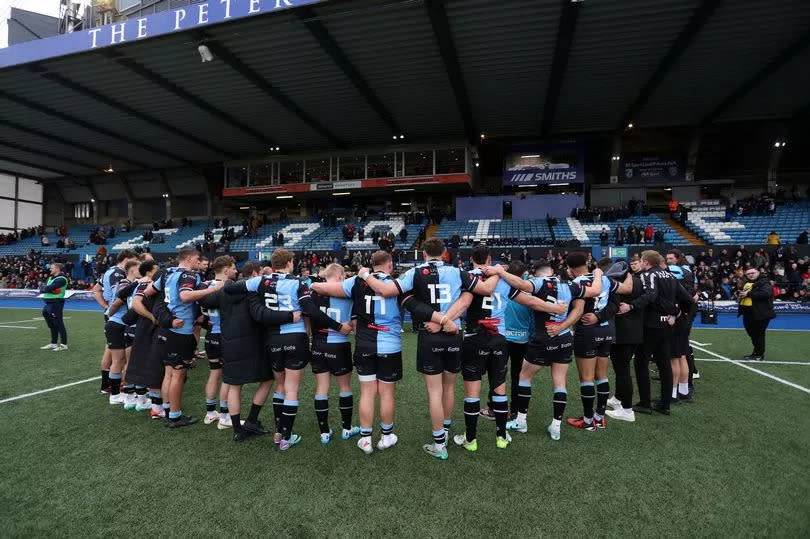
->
[661,214,704,245]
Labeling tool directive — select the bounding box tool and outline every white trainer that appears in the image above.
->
[123,394,137,410]
[547,422,561,441]
[109,393,125,405]
[606,396,621,410]
[377,433,398,451]
[204,411,221,425]
[135,395,151,412]
[53,344,68,351]
[606,407,636,422]
[357,436,373,455]
[40,343,57,350]
[217,414,232,430]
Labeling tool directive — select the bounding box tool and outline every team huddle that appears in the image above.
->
[93,237,699,459]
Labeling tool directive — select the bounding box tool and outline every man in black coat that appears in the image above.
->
[606,256,651,421]
[738,267,775,361]
[199,261,300,441]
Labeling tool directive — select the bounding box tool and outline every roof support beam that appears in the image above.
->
[701,28,810,125]
[199,36,345,148]
[0,89,191,165]
[34,69,236,159]
[106,51,276,147]
[0,140,102,173]
[118,173,136,201]
[0,118,148,169]
[296,7,401,136]
[0,168,44,180]
[159,172,174,198]
[619,0,721,130]
[541,0,582,137]
[0,156,72,177]
[425,0,477,144]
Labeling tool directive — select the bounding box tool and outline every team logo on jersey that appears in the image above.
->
[422,268,430,275]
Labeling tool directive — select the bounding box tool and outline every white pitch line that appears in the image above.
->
[0,317,71,324]
[695,358,810,366]
[0,376,101,404]
[690,342,810,395]
[0,325,36,329]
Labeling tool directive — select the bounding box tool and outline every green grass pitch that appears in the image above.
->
[1,307,808,537]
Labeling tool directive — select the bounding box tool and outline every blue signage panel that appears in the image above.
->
[0,0,323,69]
[503,143,585,186]
[620,154,685,183]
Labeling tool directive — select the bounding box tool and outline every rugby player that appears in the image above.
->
[488,260,592,440]
[567,254,632,431]
[104,260,140,405]
[149,248,222,428]
[233,249,310,450]
[666,249,697,403]
[308,264,358,444]
[92,250,137,393]
[359,239,499,460]
[311,251,403,455]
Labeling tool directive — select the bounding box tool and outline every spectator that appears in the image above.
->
[599,228,609,247]
[399,227,408,244]
[614,225,625,246]
[796,229,808,245]
[644,223,654,244]
[766,231,781,245]
[41,234,50,246]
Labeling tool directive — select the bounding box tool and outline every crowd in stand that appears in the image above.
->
[0,252,90,290]
[0,226,44,246]
[574,200,648,223]
[690,246,810,302]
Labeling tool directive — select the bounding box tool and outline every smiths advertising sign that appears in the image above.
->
[620,154,685,183]
[0,0,323,69]
[503,143,584,186]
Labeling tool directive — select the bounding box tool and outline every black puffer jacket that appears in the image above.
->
[126,277,176,388]
[199,282,293,385]
[738,275,775,321]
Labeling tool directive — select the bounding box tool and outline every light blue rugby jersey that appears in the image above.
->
[244,273,307,334]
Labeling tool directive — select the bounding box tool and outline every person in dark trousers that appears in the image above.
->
[201,262,299,442]
[636,250,693,415]
[40,262,69,351]
[606,256,651,422]
[738,267,775,360]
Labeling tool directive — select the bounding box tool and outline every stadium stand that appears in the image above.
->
[434,216,689,247]
[684,200,810,245]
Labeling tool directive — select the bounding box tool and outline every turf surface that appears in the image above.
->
[1,308,808,537]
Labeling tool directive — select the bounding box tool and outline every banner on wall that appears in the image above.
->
[620,154,685,183]
[503,143,584,186]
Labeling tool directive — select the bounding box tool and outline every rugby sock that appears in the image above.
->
[678,382,689,396]
[281,400,299,441]
[314,395,329,434]
[552,387,567,421]
[247,403,262,423]
[360,427,373,438]
[443,419,452,437]
[231,413,242,434]
[219,400,228,414]
[433,429,446,450]
[463,398,480,442]
[205,399,216,413]
[338,391,353,431]
[135,385,147,396]
[272,392,285,434]
[492,395,508,438]
[672,387,678,399]
[580,382,595,420]
[168,410,181,422]
[162,402,170,417]
[516,380,532,415]
[109,372,122,395]
[595,378,610,415]
[100,370,109,390]
[380,422,394,436]
[123,384,135,395]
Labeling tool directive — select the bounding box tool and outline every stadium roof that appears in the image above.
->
[0,0,809,184]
